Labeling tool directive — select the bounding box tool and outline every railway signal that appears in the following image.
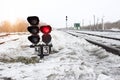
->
[40,25,52,57]
[27,16,39,25]
[65,16,68,28]
[40,25,52,44]
[27,16,52,59]
[27,16,40,45]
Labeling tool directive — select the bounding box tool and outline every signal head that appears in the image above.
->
[42,34,51,44]
[27,26,39,34]
[40,25,52,34]
[27,16,39,25]
[28,35,40,44]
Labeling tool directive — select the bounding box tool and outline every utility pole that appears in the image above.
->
[93,15,96,30]
[89,21,91,30]
[82,19,84,27]
[96,18,99,30]
[102,16,104,30]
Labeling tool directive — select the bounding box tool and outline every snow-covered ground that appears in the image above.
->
[0,30,120,80]
[68,30,120,48]
[75,30,120,39]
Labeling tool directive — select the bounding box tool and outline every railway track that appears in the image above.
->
[0,32,29,38]
[0,33,10,37]
[0,32,28,45]
[0,38,19,45]
[76,31,120,41]
[66,31,120,56]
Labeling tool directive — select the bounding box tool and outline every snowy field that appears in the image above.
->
[75,30,120,39]
[67,30,120,48]
[0,30,120,80]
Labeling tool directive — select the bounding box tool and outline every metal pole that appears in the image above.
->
[82,19,84,27]
[93,15,96,30]
[102,16,104,30]
[96,18,99,30]
[66,21,67,29]
[89,21,91,30]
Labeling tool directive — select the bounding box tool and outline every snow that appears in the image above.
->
[110,28,120,31]
[0,30,120,80]
[75,30,120,38]
[97,74,114,80]
[68,30,120,48]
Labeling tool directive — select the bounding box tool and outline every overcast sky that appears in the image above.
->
[0,0,120,28]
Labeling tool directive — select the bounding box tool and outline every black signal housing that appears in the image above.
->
[27,16,39,25]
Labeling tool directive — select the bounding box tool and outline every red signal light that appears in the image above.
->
[40,25,52,34]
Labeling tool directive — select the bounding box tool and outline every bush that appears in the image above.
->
[0,19,28,32]
[0,56,40,64]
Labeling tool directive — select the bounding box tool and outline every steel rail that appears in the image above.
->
[76,32,120,41]
[66,32,120,56]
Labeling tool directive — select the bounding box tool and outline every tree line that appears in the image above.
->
[81,20,120,30]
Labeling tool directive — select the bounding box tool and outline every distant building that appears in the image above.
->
[74,23,80,29]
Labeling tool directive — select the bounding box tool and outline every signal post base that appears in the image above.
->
[30,44,53,59]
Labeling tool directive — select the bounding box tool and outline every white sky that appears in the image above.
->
[0,0,120,28]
